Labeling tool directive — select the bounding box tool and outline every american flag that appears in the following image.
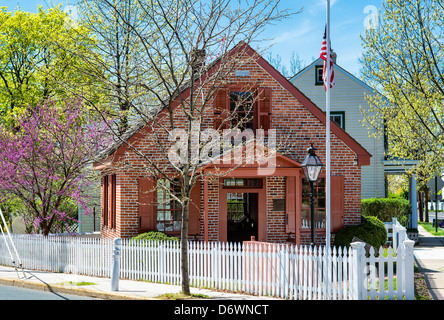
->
[320,27,334,90]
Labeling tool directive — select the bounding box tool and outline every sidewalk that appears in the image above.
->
[413,224,444,300]
[0,264,279,300]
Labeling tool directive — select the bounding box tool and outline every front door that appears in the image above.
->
[227,192,258,242]
[218,178,266,242]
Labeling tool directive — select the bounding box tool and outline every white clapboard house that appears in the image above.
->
[290,55,419,233]
[290,55,386,199]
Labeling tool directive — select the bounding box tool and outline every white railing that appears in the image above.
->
[384,217,408,249]
[301,218,326,229]
[0,234,415,300]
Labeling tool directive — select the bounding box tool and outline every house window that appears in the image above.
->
[102,174,116,228]
[213,87,272,133]
[301,178,325,229]
[230,91,255,131]
[330,111,345,129]
[227,193,246,222]
[223,178,263,188]
[156,179,182,232]
[315,65,323,85]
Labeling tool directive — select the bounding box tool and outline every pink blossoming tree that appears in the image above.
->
[0,99,110,235]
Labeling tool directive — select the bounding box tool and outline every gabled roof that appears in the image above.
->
[96,42,371,167]
[290,57,380,96]
[198,142,302,171]
[246,46,371,165]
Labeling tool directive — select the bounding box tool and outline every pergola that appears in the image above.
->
[383,158,419,230]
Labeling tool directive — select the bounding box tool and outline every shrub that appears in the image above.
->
[131,231,179,243]
[361,197,410,227]
[334,215,387,248]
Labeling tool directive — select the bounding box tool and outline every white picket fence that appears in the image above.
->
[384,217,408,249]
[0,235,113,277]
[0,234,415,300]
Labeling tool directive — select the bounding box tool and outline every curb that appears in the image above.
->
[0,277,153,300]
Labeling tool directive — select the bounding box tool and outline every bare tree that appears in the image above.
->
[82,0,298,295]
[266,50,305,78]
[71,0,152,134]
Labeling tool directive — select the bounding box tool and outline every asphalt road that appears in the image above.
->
[424,211,444,223]
[0,284,99,300]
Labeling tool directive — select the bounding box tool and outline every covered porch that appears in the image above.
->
[199,149,303,243]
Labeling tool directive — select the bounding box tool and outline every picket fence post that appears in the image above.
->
[403,239,415,300]
[392,217,398,249]
[350,241,365,300]
[110,238,121,291]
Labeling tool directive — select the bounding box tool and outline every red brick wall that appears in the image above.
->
[98,49,363,244]
[206,177,220,241]
[266,176,286,243]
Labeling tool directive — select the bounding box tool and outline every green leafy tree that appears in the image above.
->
[75,0,168,134]
[361,0,444,213]
[0,5,102,123]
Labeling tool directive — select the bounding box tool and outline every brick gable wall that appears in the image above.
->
[97,49,364,244]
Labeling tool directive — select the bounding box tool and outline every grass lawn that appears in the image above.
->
[56,281,97,286]
[156,292,210,300]
[418,221,444,236]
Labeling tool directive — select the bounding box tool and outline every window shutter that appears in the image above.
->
[331,175,344,233]
[188,179,201,236]
[285,176,296,233]
[110,174,117,229]
[102,176,109,227]
[213,88,229,130]
[138,176,157,233]
[256,87,272,132]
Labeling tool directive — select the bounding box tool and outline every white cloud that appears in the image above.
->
[271,22,312,45]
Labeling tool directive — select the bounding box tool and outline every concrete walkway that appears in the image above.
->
[413,225,444,300]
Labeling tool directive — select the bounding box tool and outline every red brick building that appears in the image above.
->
[94,42,371,245]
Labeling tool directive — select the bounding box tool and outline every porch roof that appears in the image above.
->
[197,143,302,177]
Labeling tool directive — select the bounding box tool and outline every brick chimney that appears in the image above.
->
[191,48,206,74]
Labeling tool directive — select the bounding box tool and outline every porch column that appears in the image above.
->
[410,173,418,230]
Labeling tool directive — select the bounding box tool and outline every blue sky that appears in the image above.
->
[261,0,384,77]
[3,0,383,77]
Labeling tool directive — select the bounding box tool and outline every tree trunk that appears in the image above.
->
[181,200,190,295]
[425,186,430,222]
[418,189,424,222]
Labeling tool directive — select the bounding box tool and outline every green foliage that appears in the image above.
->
[388,190,408,200]
[0,5,104,125]
[361,197,410,227]
[131,231,179,242]
[387,175,409,199]
[360,0,444,186]
[334,215,387,248]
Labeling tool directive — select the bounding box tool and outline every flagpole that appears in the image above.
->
[325,0,331,248]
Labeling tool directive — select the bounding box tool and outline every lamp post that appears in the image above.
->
[301,144,323,246]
